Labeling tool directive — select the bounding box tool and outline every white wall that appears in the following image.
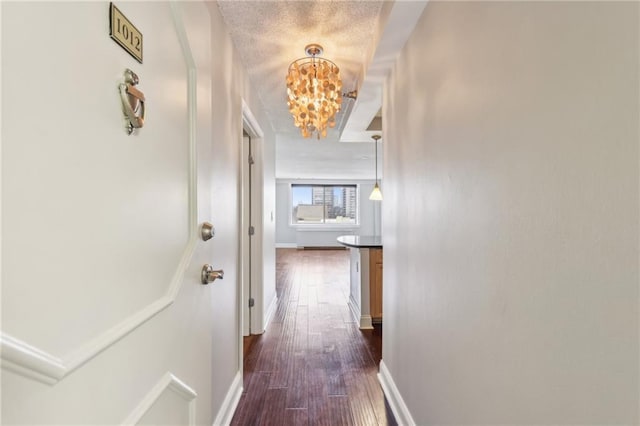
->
[247,104,277,333]
[276,181,297,245]
[262,157,277,333]
[276,135,384,180]
[205,1,276,416]
[382,2,639,424]
[276,180,382,247]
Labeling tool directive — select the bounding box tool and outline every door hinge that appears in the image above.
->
[249,298,255,308]
[249,226,255,236]
[248,155,255,165]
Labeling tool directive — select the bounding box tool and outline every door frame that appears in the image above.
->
[239,101,264,353]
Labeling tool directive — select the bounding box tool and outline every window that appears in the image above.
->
[291,184,358,225]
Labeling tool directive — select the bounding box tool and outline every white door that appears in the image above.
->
[1,2,224,424]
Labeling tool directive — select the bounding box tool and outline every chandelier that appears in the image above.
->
[286,44,343,139]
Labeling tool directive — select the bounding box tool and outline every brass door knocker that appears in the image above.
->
[119,69,145,135]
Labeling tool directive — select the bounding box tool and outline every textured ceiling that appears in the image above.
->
[216,0,384,141]
[214,0,428,179]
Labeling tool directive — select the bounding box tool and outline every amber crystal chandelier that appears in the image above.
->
[286,44,343,139]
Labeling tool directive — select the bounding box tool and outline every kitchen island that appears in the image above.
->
[337,235,383,329]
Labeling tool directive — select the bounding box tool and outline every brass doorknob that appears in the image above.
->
[201,264,224,284]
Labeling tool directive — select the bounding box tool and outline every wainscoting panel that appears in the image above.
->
[124,373,197,426]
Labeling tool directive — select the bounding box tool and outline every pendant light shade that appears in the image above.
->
[369,134,382,201]
[369,182,383,201]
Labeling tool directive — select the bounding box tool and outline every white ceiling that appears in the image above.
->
[215,0,428,180]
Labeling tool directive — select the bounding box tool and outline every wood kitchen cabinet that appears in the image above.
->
[369,248,383,322]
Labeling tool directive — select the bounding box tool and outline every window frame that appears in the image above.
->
[289,183,360,229]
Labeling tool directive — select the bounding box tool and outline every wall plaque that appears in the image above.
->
[109,3,143,64]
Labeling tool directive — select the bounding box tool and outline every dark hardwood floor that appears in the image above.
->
[231,249,396,426]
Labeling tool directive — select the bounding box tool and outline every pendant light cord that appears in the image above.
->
[375,140,378,183]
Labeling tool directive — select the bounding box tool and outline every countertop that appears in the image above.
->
[336,235,382,249]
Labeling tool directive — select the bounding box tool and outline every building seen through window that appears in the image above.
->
[291,185,357,224]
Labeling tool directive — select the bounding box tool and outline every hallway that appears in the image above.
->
[231,249,396,426]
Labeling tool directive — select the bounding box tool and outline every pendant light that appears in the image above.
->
[369,134,383,201]
[286,44,343,139]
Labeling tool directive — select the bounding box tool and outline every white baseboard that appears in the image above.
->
[263,295,278,331]
[359,314,373,330]
[275,243,297,248]
[212,371,243,426]
[378,360,416,426]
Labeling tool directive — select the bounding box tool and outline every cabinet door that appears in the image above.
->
[370,249,383,320]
